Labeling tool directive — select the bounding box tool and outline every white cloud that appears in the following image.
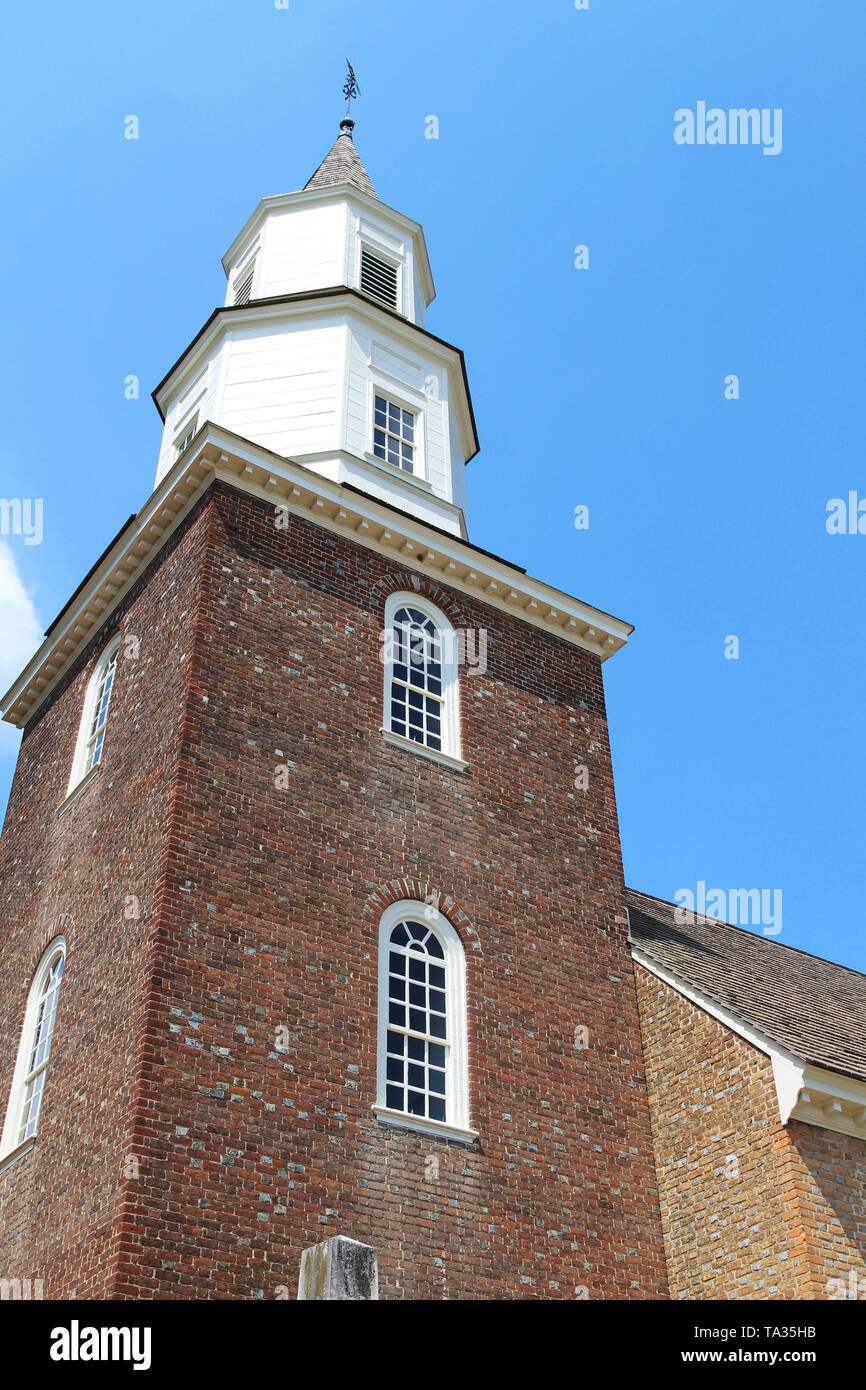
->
[0,542,43,754]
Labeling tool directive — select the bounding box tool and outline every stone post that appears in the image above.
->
[297,1234,379,1300]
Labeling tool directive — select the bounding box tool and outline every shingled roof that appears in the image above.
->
[627,887,866,1086]
[305,118,376,199]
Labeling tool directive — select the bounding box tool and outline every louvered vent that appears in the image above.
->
[360,247,398,309]
[232,265,255,306]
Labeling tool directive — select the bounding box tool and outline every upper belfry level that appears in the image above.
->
[153,118,477,539]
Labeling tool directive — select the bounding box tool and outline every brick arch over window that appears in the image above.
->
[30,914,77,968]
[363,878,482,956]
[371,572,470,633]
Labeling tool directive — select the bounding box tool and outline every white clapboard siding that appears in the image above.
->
[256,204,348,299]
[217,324,343,455]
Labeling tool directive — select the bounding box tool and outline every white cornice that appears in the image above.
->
[152,290,476,467]
[221,183,435,305]
[631,944,866,1143]
[1,425,632,730]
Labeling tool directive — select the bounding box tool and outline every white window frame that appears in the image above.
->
[367,379,426,483]
[358,239,402,314]
[373,900,475,1144]
[381,592,464,769]
[66,637,121,795]
[0,936,67,1161]
[372,392,416,475]
[173,410,199,459]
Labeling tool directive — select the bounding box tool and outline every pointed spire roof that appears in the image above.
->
[304,118,377,199]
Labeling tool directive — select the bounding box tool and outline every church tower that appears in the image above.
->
[0,113,668,1299]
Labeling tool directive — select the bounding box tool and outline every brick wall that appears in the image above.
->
[785,1121,866,1298]
[634,962,866,1299]
[0,480,668,1299]
[0,500,210,1297]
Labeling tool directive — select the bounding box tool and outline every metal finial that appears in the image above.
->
[342,59,361,117]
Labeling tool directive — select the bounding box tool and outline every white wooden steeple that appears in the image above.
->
[152,117,478,538]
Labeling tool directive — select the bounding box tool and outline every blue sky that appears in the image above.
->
[1,0,864,969]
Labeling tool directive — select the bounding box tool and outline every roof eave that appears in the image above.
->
[630,942,866,1139]
[150,287,477,459]
[220,184,436,303]
[1,424,632,730]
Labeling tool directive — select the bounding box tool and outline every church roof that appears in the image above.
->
[627,887,866,1085]
[304,118,376,199]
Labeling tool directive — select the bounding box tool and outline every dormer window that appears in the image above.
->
[360,246,399,310]
[232,262,255,306]
[374,395,414,473]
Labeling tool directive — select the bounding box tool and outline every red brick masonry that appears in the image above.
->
[0,481,668,1299]
[634,963,866,1299]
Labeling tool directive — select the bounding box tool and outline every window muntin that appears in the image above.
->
[388,605,443,751]
[375,900,472,1139]
[83,644,119,775]
[385,920,448,1122]
[174,412,198,459]
[382,593,461,764]
[17,951,64,1145]
[67,639,121,795]
[1,938,67,1159]
[373,395,414,473]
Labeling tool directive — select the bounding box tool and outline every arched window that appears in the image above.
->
[67,638,120,793]
[381,593,461,764]
[1,938,66,1159]
[374,900,475,1143]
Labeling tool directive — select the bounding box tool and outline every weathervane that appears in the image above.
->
[343,59,361,117]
